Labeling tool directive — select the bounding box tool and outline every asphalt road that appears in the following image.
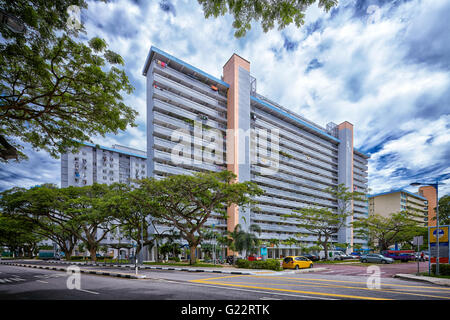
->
[1,263,449,301]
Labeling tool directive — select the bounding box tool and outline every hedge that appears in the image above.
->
[235,259,282,271]
[431,264,450,276]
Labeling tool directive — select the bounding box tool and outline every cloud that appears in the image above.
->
[0,0,448,198]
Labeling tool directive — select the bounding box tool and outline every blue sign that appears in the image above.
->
[260,247,267,256]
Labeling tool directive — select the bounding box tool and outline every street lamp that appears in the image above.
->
[0,9,26,34]
[410,179,441,275]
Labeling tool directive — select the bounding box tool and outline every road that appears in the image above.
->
[1,262,449,301]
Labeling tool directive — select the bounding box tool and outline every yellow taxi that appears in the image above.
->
[282,256,314,270]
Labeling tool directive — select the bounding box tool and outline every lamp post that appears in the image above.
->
[410,179,440,275]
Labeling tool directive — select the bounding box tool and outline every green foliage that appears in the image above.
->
[228,224,262,256]
[353,212,426,251]
[283,184,364,260]
[0,0,136,162]
[435,195,450,225]
[432,264,450,276]
[236,258,282,271]
[197,0,338,38]
[138,170,263,264]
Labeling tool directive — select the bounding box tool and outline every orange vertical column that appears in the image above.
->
[419,186,437,227]
[222,54,250,240]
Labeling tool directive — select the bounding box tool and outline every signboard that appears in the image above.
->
[413,236,423,246]
[428,226,450,264]
[430,226,449,243]
[260,247,268,256]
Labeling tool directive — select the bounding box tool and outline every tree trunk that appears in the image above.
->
[89,247,97,261]
[189,246,197,265]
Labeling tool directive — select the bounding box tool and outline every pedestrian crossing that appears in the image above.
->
[0,276,26,283]
[0,272,65,284]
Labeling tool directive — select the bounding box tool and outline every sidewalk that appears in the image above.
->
[394,273,450,287]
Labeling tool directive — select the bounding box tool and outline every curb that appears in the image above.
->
[394,273,450,287]
[19,260,256,275]
[0,262,146,279]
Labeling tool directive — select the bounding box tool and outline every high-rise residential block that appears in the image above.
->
[142,47,370,257]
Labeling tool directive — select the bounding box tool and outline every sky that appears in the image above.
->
[0,0,449,197]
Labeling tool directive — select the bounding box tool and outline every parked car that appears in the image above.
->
[302,254,320,261]
[319,250,346,261]
[339,252,357,260]
[282,256,313,270]
[247,255,262,261]
[360,254,394,264]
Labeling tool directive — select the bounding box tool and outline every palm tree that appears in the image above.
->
[229,224,262,257]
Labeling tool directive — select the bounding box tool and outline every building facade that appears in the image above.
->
[368,189,429,226]
[142,47,370,257]
[61,142,148,259]
[61,142,147,188]
[418,186,437,226]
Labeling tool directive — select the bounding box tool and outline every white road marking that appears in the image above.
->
[77,289,100,295]
[36,280,48,283]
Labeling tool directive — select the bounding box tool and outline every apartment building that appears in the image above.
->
[61,142,147,187]
[61,142,148,259]
[142,46,370,257]
[368,189,428,226]
[418,186,438,227]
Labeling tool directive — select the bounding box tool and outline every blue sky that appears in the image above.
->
[1,0,449,197]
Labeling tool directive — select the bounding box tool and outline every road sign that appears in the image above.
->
[260,247,267,256]
[428,225,450,264]
[413,236,423,246]
[430,226,448,243]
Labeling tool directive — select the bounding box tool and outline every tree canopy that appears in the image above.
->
[197,0,338,37]
[0,0,137,161]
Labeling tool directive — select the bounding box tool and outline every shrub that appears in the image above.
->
[431,264,450,276]
[235,258,282,271]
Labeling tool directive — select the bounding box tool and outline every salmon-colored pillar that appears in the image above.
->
[223,54,250,255]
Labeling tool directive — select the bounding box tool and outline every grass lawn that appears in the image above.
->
[418,272,450,279]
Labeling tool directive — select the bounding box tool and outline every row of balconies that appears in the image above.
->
[153,62,228,103]
[253,115,339,158]
[252,104,339,152]
[251,175,336,201]
[253,143,338,178]
[153,88,227,124]
[153,149,225,173]
[153,73,227,113]
[252,167,334,191]
[259,185,338,208]
[154,98,226,133]
[254,118,338,165]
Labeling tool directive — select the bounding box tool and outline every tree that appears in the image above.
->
[282,184,365,260]
[353,212,424,251]
[141,171,263,265]
[0,0,137,161]
[197,0,338,37]
[434,195,450,225]
[62,184,118,261]
[229,224,262,257]
[0,213,43,257]
[0,185,81,260]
